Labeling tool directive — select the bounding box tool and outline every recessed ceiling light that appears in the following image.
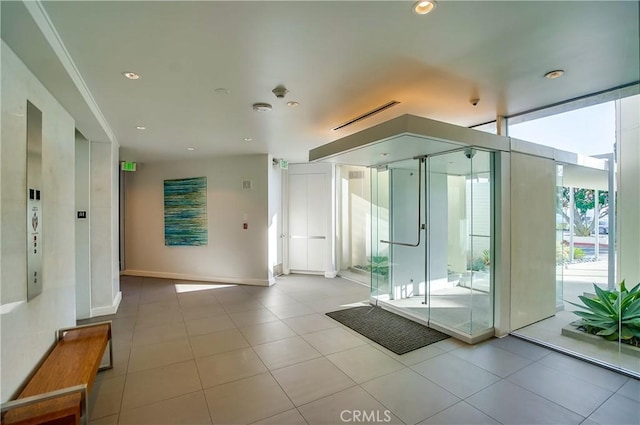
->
[187,147,195,151]
[413,1,437,15]
[244,138,253,142]
[122,72,140,80]
[380,153,389,157]
[135,126,146,130]
[214,88,231,94]
[287,101,300,108]
[544,70,565,79]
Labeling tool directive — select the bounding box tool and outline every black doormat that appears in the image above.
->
[326,306,450,355]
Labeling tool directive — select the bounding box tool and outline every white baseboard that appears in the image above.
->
[91,291,122,317]
[324,270,338,278]
[122,269,272,287]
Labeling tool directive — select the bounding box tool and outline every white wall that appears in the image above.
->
[510,152,557,330]
[1,42,76,400]
[124,155,271,285]
[268,156,283,281]
[75,133,91,319]
[89,141,121,316]
[617,95,640,285]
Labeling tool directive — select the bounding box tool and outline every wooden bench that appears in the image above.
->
[1,322,113,425]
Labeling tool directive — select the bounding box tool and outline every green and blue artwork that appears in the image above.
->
[164,177,208,246]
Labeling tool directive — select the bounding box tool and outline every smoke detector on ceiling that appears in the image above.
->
[272,85,289,99]
[253,102,273,112]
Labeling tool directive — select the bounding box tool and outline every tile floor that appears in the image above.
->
[84,274,639,425]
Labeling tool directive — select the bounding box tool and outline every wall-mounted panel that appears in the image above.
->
[26,101,43,301]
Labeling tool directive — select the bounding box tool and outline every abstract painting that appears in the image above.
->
[164,177,208,246]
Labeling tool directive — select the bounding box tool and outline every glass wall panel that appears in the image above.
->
[510,92,640,378]
[508,102,615,156]
[338,165,372,285]
[556,165,565,311]
[371,166,390,300]
[426,150,493,336]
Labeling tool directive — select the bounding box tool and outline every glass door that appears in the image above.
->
[372,149,494,341]
[371,159,426,313]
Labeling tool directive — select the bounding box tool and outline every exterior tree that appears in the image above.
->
[559,188,608,236]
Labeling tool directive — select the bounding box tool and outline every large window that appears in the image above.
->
[510,91,640,377]
[508,102,615,156]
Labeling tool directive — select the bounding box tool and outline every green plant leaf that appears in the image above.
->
[578,295,616,316]
[622,318,640,327]
[593,284,617,313]
[622,298,640,319]
[620,327,634,340]
[595,324,619,336]
[626,281,640,294]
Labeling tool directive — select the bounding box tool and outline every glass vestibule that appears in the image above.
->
[371,149,494,341]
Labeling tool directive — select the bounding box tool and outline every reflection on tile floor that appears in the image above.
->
[85,274,639,425]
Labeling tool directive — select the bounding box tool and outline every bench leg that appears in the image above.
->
[0,384,89,425]
[98,338,114,372]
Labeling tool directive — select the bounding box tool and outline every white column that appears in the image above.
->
[594,190,599,261]
[90,141,121,316]
[616,95,640,285]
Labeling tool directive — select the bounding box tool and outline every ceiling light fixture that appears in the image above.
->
[252,102,273,112]
[135,126,146,130]
[413,1,437,15]
[122,72,140,80]
[380,153,389,157]
[544,69,565,79]
[287,101,299,108]
[214,88,231,94]
[244,138,253,142]
[187,147,195,151]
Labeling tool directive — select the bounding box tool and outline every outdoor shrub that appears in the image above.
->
[568,280,640,341]
[468,257,486,272]
[573,247,585,260]
[481,250,490,266]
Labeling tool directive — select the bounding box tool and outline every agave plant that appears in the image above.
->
[567,280,640,341]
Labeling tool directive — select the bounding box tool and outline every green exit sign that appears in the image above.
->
[121,161,136,172]
[280,159,288,170]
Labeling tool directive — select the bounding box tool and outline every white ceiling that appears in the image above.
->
[2,1,638,164]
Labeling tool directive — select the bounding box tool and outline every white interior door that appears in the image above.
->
[289,176,308,270]
[288,173,327,272]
